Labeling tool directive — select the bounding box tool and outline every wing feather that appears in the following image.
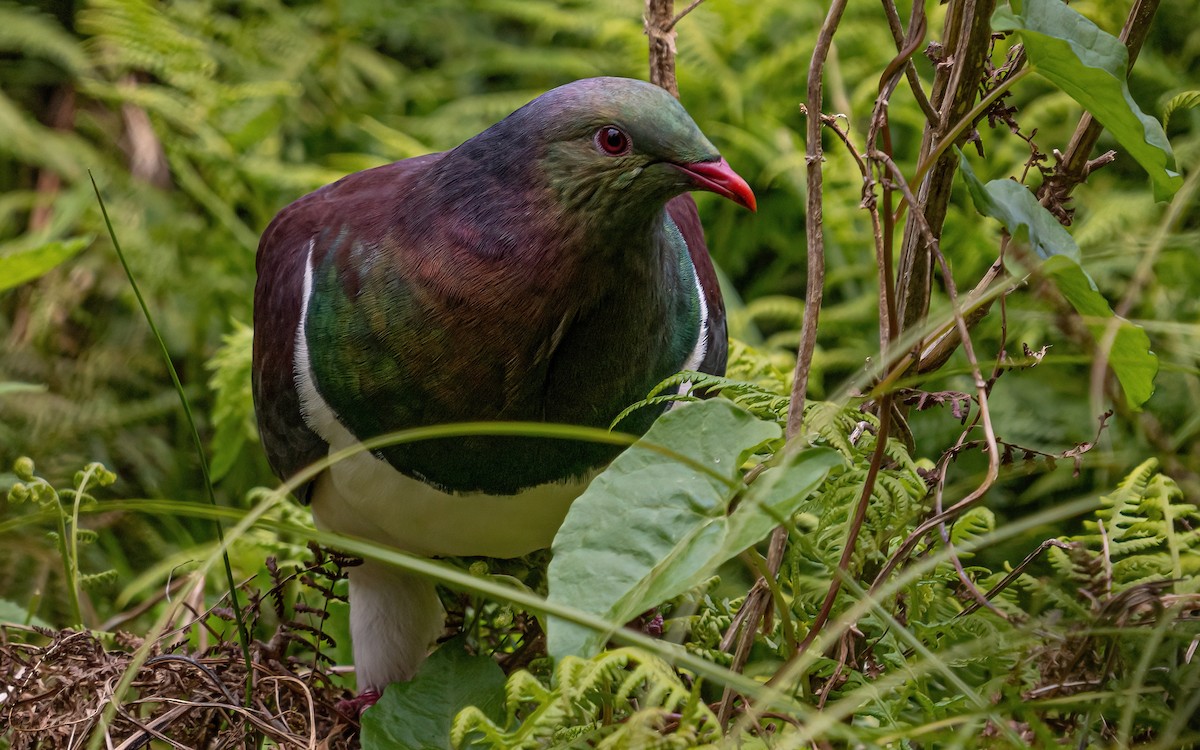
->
[251,155,445,490]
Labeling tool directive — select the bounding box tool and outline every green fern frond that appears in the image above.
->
[738,294,806,330]
[206,320,258,482]
[1041,460,1200,605]
[79,0,215,88]
[615,370,791,429]
[73,529,100,545]
[451,648,719,749]
[80,569,119,589]
[1162,89,1200,129]
[1084,460,1199,592]
[726,338,793,385]
[948,507,996,558]
[611,392,698,429]
[0,4,90,75]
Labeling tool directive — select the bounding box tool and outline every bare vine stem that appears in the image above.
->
[897,67,1032,221]
[824,114,890,352]
[895,0,998,336]
[767,395,894,687]
[869,152,1001,594]
[879,0,937,124]
[784,0,844,442]
[867,0,927,354]
[716,0,849,726]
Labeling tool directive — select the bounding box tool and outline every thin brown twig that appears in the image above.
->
[923,250,1012,620]
[665,0,705,31]
[930,442,1009,620]
[866,1,925,357]
[958,538,1071,618]
[1035,0,1163,211]
[868,151,1001,598]
[716,0,849,727]
[871,3,930,148]
[937,236,1018,619]
[879,0,938,125]
[823,113,890,353]
[766,395,894,689]
[785,23,837,440]
[815,628,857,709]
[914,258,1008,374]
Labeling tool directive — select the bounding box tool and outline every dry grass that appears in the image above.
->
[0,546,363,749]
[1,625,360,748]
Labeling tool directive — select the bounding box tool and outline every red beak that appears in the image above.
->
[675,157,757,212]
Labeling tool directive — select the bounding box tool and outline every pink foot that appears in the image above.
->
[630,608,664,636]
[336,689,381,717]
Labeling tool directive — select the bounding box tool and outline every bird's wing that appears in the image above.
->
[251,155,445,491]
[666,194,728,377]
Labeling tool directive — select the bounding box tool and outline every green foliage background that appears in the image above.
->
[1,0,1199,747]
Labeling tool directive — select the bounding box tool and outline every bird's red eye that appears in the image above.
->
[595,126,631,156]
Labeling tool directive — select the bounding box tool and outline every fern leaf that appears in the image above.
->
[452,648,719,748]
[205,320,259,481]
[0,4,90,75]
[949,507,995,558]
[1162,89,1200,129]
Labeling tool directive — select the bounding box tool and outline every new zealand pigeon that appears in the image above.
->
[251,77,754,709]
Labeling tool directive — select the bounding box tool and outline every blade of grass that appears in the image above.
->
[87,171,254,697]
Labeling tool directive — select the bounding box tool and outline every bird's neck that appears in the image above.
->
[416,140,672,288]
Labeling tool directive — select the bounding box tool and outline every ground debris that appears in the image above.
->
[1,544,363,748]
[1,623,358,749]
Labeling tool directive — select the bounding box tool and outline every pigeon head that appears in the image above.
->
[452,77,755,223]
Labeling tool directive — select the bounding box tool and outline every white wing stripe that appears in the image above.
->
[677,260,709,397]
[294,239,345,442]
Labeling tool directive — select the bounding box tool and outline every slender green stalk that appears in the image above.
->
[87,172,254,693]
[66,464,96,628]
[51,483,83,627]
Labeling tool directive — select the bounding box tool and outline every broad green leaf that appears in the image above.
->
[361,637,506,750]
[958,152,1079,261]
[547,399,840,659]
[0,237,90,293]
[1162,90,1200,130]
[959,150,1158,408]
[993,0,1182,201]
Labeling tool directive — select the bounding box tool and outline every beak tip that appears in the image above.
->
[678,157,757,214]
